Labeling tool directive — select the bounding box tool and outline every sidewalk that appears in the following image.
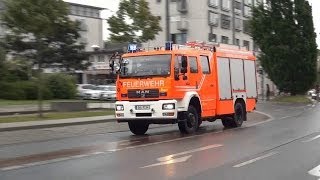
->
[0,102,115,115]
[0,115,115,132]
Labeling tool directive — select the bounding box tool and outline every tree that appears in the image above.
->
[107,0,162,43]
[1,0,89,116]
[250,0,317,95]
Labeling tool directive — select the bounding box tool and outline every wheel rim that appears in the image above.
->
[187,112,196,129]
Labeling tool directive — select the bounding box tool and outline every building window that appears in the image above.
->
[243,20,250,34]
[157,0,161,3]
[235,38,240,46]
[222,0,231,11]
[98,55,105,63]
[208,0,219,7]
[78,19,88,31]
[244,0,252,5]
[208,33,217,42]
[89,56,95,63]
[171,33,187,44]
[235,18,242,31]
[208,11,219,26]
[200,56,211,74]
[253,42,260,51]
[221,36,229,44]
[234,1,242,15]
[189,57,198,73]
[177,0,188,13]
[75,6,80,15]
[243,40,250,50]
[221,14,231,29]
[244,5,252,17]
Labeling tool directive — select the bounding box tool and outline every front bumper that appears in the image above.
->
[115,100,178,121]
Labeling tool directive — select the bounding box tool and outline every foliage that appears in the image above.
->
[107,0,162,43]
[44,73,77,99]
[0,73,76,100]
[1,0,89,71]
[250,0,318,95]
[0,81,52,100]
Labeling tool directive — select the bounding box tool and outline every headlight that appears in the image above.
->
[116,105,124,111]
[162,103,175,110]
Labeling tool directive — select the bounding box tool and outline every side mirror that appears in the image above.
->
[181,56,188,73]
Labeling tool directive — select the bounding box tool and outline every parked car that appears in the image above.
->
[311,92,320,100]
[76,84,96,98]
[99,85,116,101]
[308,89,316,96]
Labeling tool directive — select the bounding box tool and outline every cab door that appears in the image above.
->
[187,56,201,89]
[199,54,216,116]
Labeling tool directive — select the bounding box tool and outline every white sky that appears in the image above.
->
[64,0,320,46]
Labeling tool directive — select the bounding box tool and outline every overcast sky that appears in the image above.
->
[64,0,320,46]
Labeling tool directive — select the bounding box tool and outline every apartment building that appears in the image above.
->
[145,0,263,50]
[145,0,277,97]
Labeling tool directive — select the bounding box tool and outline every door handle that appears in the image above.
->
[210,84,214,87]
[186,82,190,85]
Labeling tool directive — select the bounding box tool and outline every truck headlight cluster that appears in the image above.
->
[116,105,124,111]
[162,103,175,110]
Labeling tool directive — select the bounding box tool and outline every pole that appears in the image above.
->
[231,0,236,45]
[165,0,170,42]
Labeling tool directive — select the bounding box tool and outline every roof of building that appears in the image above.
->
[67,2,106,10]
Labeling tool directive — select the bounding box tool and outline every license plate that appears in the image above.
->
[135,105,150,110]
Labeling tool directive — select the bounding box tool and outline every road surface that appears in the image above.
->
[0,102,319,180]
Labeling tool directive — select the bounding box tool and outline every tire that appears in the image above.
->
[221,102,245,128]
[178,105,199,134]
[128,122,149,135]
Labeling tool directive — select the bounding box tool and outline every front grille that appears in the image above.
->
[136,113,152,117]
[128,89,159,98]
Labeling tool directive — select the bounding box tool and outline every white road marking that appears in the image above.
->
[157,144,223,162]
[233,152,279,168]
[278,116,291,120]
[303,135,320,143]
[253,110,274,121]
[141,144,223,168]
[308,164,320,179]
[141,155,192,168]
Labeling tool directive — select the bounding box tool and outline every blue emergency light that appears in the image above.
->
[128,44,137,53]
[165,41,173,50]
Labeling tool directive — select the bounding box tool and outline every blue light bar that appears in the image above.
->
[128,44,137,52]
[165,41,173,50]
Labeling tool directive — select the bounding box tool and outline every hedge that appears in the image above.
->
[0,73,76,100]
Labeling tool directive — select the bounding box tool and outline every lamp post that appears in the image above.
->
[258,65,264,100]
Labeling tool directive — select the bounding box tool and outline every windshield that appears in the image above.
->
[120,55,171,77]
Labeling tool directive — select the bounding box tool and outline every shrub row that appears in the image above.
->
[0,73,77,100]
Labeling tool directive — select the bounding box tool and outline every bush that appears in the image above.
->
[0,81,52,100]
[44,73,76,99]
[0,73,76,100]
[0,82,26,100]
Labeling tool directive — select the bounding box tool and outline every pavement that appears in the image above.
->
[0,102,115,115]
[0,101,319,180]
[0,115,115,132]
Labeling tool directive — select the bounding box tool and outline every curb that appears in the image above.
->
[0,118,116,132]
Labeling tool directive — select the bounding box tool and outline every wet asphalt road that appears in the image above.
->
[0,102,320,180]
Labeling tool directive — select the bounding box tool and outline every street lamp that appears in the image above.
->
[258,66,265,100]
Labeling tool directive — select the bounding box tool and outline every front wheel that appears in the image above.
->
[221,102,246,128]
[128,122,149,135]
[178,105,199,134]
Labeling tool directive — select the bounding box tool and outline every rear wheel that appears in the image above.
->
[128,122,149,135]
[221,102,245,128]
[178,105,199,134]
